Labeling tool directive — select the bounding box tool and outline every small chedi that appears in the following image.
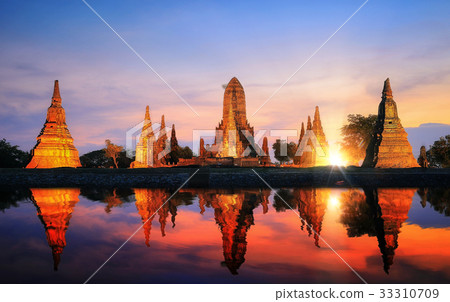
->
[130,106,171,168]
[259,136,271,166]
[362,78,419,168]
[26,80,81,168]
[132,106,155,168]
[213,77,254,158]
[417,146,429,168]
[294,106,329,167]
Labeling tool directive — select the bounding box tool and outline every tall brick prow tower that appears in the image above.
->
[362,78,419,168]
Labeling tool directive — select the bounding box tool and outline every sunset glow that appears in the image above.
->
[328,151,347,167]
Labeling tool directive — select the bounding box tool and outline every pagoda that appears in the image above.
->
[131,106,155,168]
[362,78,419,168]
[312,106,329,166]
[294,106,329,167]
[26,80,81,168]
[213,77,254,157]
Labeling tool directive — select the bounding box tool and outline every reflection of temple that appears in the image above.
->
[134,189,171,247]
[344,188,415,274]
[294,188,328,247]
[31,188,80,270]
[272,188,328,247]
[196,189,269,275]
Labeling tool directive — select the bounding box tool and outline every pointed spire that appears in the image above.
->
[262,136,269,156]
[145,105,150,121]
[300,122,305,140]
[160,115,165,129]
[52,80,62,105]
[170,123,178,149]
[382,78,393,98]
[314,106,320,122]
[141,106,153,136]
[53,251,61,271]
[307,116,312,130]
[158,115,166,139]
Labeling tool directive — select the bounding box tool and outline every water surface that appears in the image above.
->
[0,187,449,283]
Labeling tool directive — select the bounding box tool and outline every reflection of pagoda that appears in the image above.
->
[31,188,79,270]
[293,188,328,247]
[134,189,171,247]
[196,189,266,275]
[364,188,415,274]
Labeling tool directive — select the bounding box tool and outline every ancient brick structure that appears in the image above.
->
[418,146,429,168]
[312,106,329,166]
[131,106,155,168]
[213,77,254,158]
[26,80,81,168]
[153,115,169,166]
[31,188,80,270]
[362,78,419,168]
[294,107,329,167]
[259,136,271,166]
[296,116,315,167]
[131,108,172,167]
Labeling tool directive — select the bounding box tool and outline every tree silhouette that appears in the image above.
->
[103,139,123,168]
[340,114,377,165]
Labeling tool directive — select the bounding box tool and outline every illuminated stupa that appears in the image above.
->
[26,80,81,168]
[362,78,419,168]
[131,106,155,168]
[31,188,80,270]
[295,106,329,167]
[213,77,254,158]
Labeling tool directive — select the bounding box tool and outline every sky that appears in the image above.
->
[0,0,449,156]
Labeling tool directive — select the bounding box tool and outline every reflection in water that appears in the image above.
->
[341,188,415,274]
[134,189,195,247]
[196,189,270,275]
[80,188,134,213]
[273,188,329,247]
[30,188,79,270]
[2,186,449,283]
[134,189,171,247]
[418,187,450,216]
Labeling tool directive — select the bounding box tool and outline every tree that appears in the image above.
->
[177,146,194,159]
[0,139,30,168]
[340,114,377,165]
[272,139,297,164]
[103,140,123,169]
[426,135,450,168]
[81,149,132,168]
[80,150,109,168]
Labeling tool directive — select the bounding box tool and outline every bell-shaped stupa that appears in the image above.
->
[26,80,81,168]
[362,78,419,168]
